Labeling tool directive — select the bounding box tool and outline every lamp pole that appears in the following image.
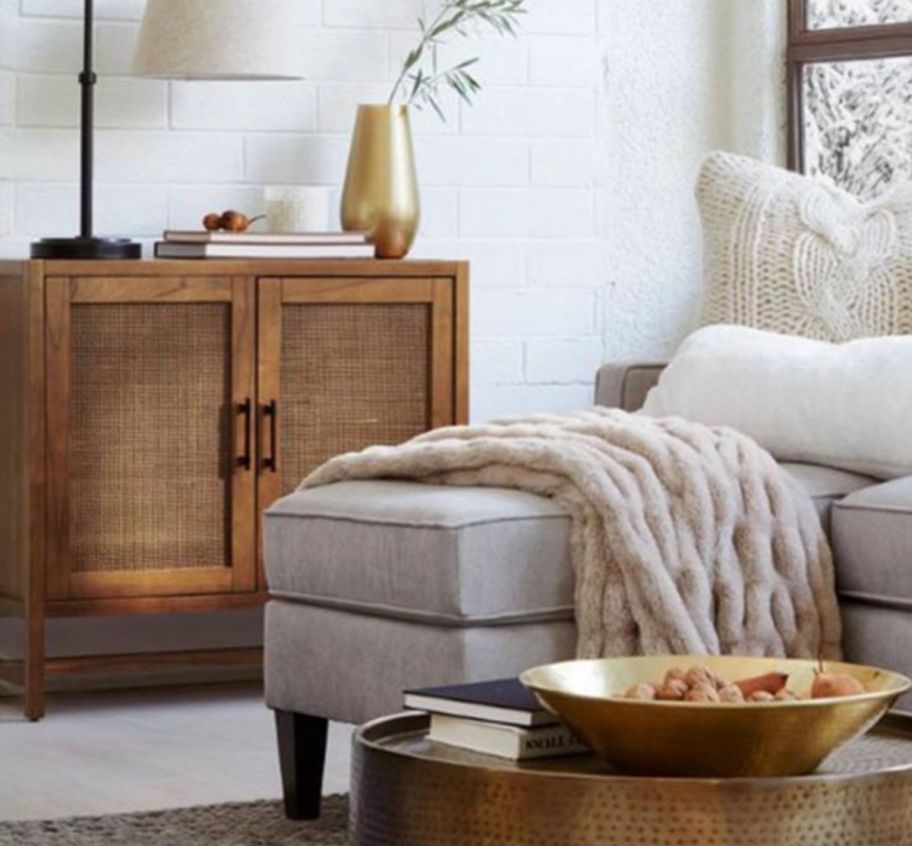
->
[79,0,95,239]
[30,0,141,259]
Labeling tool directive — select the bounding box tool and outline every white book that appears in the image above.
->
[163,230,370,246]
[429,714,589,761]
[155,242,376,260]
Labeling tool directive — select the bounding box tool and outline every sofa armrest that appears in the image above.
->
[594,361,667,411]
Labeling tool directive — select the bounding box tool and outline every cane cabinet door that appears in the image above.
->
[44,276,257,600]
[256,276,455,511]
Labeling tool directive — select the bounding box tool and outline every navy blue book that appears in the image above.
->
[403,678,556,728]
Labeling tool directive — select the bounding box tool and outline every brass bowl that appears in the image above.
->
[520,655,911,778]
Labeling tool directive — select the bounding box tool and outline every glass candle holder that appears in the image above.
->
[264,186,331,233]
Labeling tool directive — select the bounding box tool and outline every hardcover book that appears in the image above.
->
[162,230,370,245]
[403,678,557,728]
[154,242,376,260]
[429,714,588,760]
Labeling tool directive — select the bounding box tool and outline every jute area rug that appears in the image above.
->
[0,795,349,845]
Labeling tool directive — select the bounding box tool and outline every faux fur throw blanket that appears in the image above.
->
[303,409,842,660]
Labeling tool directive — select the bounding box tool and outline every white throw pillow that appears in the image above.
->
[698,151,912,341]
[642,325,912,479]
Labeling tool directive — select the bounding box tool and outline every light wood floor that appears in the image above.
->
[0,682,353,822]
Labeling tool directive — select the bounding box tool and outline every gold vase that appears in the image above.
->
[341,104,420,259]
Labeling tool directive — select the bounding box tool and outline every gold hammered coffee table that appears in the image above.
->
[350,711,912,845]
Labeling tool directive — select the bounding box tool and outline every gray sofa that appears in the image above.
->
[263,361,912,818]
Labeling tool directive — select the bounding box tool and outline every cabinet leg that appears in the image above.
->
[24,617,45,721]
[274,710,328,820]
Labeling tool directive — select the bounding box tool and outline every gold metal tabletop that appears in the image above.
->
[350,711,912,846]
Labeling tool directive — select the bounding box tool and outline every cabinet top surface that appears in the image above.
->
[0,258,468,278]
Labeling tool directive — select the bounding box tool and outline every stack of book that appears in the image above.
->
[404,678,588,761]
[154,230,375,260]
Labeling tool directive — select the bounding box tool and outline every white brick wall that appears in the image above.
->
[0,0,785,423]
[0,179,13,236]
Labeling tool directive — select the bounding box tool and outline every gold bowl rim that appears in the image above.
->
[520,656,912,710]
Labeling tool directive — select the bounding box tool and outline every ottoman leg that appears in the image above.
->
[274,710,328,820]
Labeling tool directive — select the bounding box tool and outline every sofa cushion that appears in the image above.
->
[264,465,873,626]
[642,325,912,479]
[698,150,912,341]
[840,602,912,712]
[783,463,876,526]
[832,477,912,610]
[264,480,574,625]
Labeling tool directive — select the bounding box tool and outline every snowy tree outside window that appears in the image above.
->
[803,57,912,199]
[791,0,912,199]
[809,0,912,29]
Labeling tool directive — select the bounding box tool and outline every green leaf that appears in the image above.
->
[447,74,470,105]
[410,69,425,99]
[390,0,528,119]
[403,48,422,71]
[460,69,481,93]
[427,92,447,122]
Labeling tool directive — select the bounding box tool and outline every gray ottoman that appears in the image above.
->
[263,479,576,818]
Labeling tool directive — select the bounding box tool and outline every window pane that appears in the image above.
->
[808,0,912,28]
[802,56,912,198]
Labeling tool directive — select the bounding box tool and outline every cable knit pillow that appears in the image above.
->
[698,151,912,341]
[642,325,912,479]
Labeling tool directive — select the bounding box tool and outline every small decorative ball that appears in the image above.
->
[220,210,250,232]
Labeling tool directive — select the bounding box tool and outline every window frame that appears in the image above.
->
[787,0,912,172]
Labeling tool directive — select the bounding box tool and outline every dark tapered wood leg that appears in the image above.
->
[274,710,328,820]
[24,659,45,722]
[24,606,45,722]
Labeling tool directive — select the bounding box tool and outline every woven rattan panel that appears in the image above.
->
[70,304,232,572]
[280,303,430,493]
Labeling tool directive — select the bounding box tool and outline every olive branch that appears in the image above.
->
[388,0,526,120]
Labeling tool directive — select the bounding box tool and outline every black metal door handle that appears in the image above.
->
[237,399,252,470]
[263,400,278,473]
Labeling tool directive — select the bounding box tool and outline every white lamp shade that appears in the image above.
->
[133,0,306,80]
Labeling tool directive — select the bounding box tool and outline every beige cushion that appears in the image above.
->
[698,151,912,341]
[785,463,875,526]
[263,465,873,625]
[840,603,912,712]
[832,477,912,609]
[642,325,912,479]
[264,480,573,625]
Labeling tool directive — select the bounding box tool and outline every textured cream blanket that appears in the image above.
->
[303,409,842,660]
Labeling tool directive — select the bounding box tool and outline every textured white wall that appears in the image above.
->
[0,0,785,423]
[0,0,15,236]
[598,0,787,363]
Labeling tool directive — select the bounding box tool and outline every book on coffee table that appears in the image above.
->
[403,678,555,727]
[404,678,588,760]
[428,714,588,761]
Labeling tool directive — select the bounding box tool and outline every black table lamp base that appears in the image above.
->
[30,237,142,260]
[33,2,144,263]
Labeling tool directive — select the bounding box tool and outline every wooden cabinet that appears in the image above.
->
[0,259,469,718]
[44,275,258,603]
[256,276,458,512]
